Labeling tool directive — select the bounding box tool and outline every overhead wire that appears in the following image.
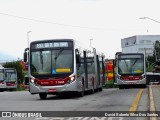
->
[0,12,107,31]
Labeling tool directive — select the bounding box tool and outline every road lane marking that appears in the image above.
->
[149,86,157,120]
[129,89,144,112]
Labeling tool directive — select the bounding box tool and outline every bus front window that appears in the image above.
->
[51,50,73,74]
[31,51,51,75]
[31,49,73,75]
[118,59,144,74]
[5,72,16,82]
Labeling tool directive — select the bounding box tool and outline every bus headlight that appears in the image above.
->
[117,75,121,79]
[66,75,76,84]
[31,79,35,83]
[70,76,75,82]
[140,75,145,79]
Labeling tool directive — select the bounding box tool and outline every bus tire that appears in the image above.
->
[143,84,146,88]
[39,93,47,100]
[99,87,103,91]
[90,78,94,94]
[119,85,124,89]
[78,83,85,97]
[90,88,94,94]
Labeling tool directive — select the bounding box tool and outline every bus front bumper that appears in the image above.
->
[117,79,146,85]
[29,81,80,94]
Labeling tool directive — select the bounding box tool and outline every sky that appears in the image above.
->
[0,0,160,61]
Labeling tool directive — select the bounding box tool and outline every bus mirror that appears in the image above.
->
[24,52,27,62]
[76,54,80,64]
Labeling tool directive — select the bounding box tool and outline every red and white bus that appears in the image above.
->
[24,39,105,99]
[0,68,17,91]
[116,53,146,89]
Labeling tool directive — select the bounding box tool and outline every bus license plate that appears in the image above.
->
[48,89,57,92]
[129,82,134,84]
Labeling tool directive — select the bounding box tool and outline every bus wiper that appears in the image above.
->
[54,48,64,67]
[40,51,43,69]
[130,59,138,71]
[124,60,129,72]
[55,49,64,60]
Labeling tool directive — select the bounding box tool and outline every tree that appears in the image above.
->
[153,40,160,61]
[3,61,24,84]
[146,56,155,72]
[146,40,160,72]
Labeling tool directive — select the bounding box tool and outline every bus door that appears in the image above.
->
[113,59,117,84]
[96,55,100,86]
[101,56,106,86]
[83,50,88,89]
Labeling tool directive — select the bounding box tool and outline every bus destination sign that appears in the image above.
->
[31,42,72,49]
[5,70,15,72]
[120,55,143,59]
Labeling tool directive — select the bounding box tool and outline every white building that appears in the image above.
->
[121,35,160,56]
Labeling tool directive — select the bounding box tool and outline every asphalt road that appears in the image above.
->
[0,88,149,120]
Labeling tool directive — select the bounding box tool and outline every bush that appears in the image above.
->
[16,85,25,91]
[104,80,118,88]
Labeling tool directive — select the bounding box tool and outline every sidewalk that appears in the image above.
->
[149,85,160,120]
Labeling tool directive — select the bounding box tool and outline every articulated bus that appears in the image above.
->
[0,68,17,91]
[24,39,105,99]
[116,53,146,89]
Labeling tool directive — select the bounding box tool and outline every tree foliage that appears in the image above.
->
[3,61,24,84]
[146,40,160,72]
[153,40,160,61]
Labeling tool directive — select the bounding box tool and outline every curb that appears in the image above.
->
[149,85,157,120]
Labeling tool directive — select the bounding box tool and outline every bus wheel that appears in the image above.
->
[90,79,94,94]
[119,85,124,89]
[99,87,103,91]
[90,85,94,94]
[143,84,147,88]
[78,84,85,97]
[39,93,47,100]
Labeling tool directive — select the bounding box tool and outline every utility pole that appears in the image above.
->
[90,39,93,47]
[27,31,32,48]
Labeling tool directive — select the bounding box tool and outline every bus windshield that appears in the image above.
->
[5,70,17,82]
[31,49,73,75]
[0,70,4,81]
[118,58,144,75]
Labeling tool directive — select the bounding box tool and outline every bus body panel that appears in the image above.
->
[117,78,146,85]
[29,80,79,94]
[29,72,99,94]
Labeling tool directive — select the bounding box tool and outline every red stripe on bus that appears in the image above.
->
[35,77,70,86]
[6,82,16,86]
[121,76,141,81]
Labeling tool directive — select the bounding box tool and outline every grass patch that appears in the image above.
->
[16,84,26,91]
[103,80,118,88]
[16,87,25,91]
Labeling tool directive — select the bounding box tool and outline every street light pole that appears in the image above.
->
[90,39,93,47]
[139,17,160,61]
[27,31,32,48]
